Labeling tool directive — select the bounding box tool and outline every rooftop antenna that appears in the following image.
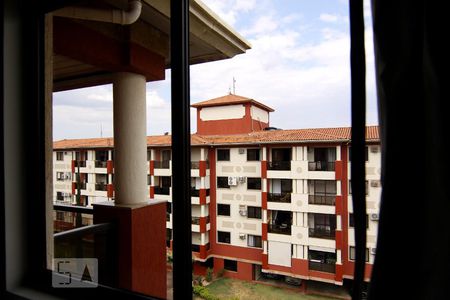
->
[232,76,236,94]
[228,85,231,95]
[100,123,103,138]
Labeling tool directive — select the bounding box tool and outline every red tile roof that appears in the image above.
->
[53,126,380,149]
[191,94,274,112]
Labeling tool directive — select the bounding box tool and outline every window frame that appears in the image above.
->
[217,231,231,244]
[247,206,262,219]
[217,176,230,189]
[217,204,231,216]
[223,259,238,272]
[56,151,64,161]
[246,148,260,161]
[247,177,262,190]
[217,149,230,161]
[247,235,262,248]
[349,246,370,262]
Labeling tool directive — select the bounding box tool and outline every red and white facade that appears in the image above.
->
[53,94,380,285]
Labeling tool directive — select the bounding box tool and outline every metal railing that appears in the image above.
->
[154,186,170,195]
[191,217,200,225]
[268,224,291,235]
[95,160,107,168]
[308,161,335,171]
[191,161,200,169]
[75,160,86,167]
[191,188,200,197]
[308,195,336,205]
[267,161,291,171]
[154,160,170,169]
[309,261,336,273]
[268,192,291,203]
[308,227,336,239]
[95,183,108,191]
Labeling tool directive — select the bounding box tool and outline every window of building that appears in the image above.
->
[217,149,230,161]
[349,246,370,262]
[147,175,151,185]
[349,213,369,228]
[56,192,64,201]
[247,149,260,161]
[217,204,230,216]
[218,231,231,244]
[56,151,64,161]
[349,146,369,162]
[247,235,262,248]
[349,180,369,195]
[247,177,261,190]
[96,150,108,161]
[56,172,65,181]
[162,149,171,161]
[147,149,152,161]
[217,177,230,188]
[224,259,238,272]
[247,206,261,219]
[161,176,171,187]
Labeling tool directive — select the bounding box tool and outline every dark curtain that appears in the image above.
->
[369,1,450,299]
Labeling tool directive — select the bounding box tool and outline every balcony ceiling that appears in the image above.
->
[53,0,251,91]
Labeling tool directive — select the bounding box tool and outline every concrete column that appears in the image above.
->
[200,148,205,161]
[113,72,148,205]
[262,146,267,161]
[336,145,341,160]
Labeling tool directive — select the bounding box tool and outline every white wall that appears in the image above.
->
[251,105,269,123]
[200,105,245,121]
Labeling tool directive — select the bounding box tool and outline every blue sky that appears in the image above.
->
[53,0,377,140]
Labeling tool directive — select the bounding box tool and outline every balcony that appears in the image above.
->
[268,192,291,203]
[75,182,87,190]
[191,216,201,225]
[75,160,86,167]
[309,261,336,273]
[154,186,170,195]
[268,224,291,235]
[268,161,291,171]
[95,160,107,168]
[154,160,170,169]
[308,161,335,171]
[191,161,200,169]
[308,227,335,240]
[308,195,335,205]
[95,183,108,191]
[191,188,210,197]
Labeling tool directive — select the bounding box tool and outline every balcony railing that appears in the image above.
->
[75,160,86,167]
[309,261,336,273]
[154,186,170,195]
[166,213,171,222]
[191,161,200,169]
[268,192,291,203]
[154,160,170,169]
[308,227,335,239]
[95,160,107,168]
[191,217,200,225]
[308,195,336,205]
[95,183,107,191]
[308,161,335,171]
[191,188,199,197]
[268,224,291,235]
[268,161,291,171]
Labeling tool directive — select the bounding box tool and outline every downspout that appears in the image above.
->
[53,0,142,25]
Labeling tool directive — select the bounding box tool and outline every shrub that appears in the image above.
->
[193,285,219,300]
[206,267,213,282]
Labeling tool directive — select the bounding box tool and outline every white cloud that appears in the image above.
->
[320,13,339,22]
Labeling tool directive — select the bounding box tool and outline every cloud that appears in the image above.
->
[319,13,339,22]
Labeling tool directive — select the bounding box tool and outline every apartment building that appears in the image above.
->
[53,94,380,286]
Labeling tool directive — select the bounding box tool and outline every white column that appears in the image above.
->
[262,146,267,161]
[336,145,341,160]
[200,148,205,161]
[113,72,148,205]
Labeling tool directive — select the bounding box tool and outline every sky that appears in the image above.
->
[53,0,377,141]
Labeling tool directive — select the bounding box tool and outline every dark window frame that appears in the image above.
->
[247,148,260,161]
[349,246,370,262]
[223,259,238,272]
[217,204,230,216]
[217,149,230,161]
[247,206,262,219]
[56,151,64,161]
[217,176,230,189]
[217,231,231,244]
[247,177,262,190]
[349,213,369,228]
[247,235,262,248]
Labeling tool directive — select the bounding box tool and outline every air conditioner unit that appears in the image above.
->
[370,146,379,153]
[370,247,377,255]
[238,176,246,183]
[238,148,245,154]
[239,233,246,240]
[370,180,380,187]
[228,176,237,186]
[239,210,247,217]
[370,213,379,221]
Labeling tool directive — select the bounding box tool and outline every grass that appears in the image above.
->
[198,277,339,300]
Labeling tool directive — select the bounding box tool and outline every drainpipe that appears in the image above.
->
[53,0,142,25]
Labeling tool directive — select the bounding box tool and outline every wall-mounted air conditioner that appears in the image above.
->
[370,146,379,153]
[238,176,246,183]
[228,176,237,186]
[239,210,247,216]
[238,148,245,154]
[239,233,246,240]
[370,213,379,221]
[370,180,380,187]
